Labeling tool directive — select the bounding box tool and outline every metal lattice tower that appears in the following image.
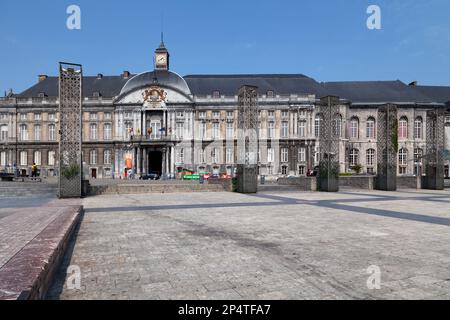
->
[317,96,340,192]
[376,104,398,191]
[237,85,259,165]
[58,63,83,198]
[423,107,445,190]
[236,85,258,193]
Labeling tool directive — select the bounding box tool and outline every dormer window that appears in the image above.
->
[93,92,101,98]
[38,92,46,98]
[212,91,220,99]
[267,90,274,98]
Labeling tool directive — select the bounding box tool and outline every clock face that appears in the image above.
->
[156,54,166,66]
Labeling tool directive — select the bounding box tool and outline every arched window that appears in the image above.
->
[19,124,28,141]
[399,117,408,139]
[366,117,376,139]
[333,114,342,137]
[48,124,56,141]
[350,117,359,139]
[366,149,376,167]
[315,114,323,138]
[414,117,423,139]
[349,149,359,166]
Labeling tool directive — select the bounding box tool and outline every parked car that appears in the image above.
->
[140,172,160,180]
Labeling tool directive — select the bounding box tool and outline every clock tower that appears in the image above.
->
[155,33,169,71]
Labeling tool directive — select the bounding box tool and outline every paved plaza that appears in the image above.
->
[43,188,450,300]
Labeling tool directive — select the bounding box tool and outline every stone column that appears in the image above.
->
[161,147,166,176]
[142,148,147,175]
[170,146,175,175]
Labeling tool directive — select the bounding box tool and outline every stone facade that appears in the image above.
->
[1,43,449,179]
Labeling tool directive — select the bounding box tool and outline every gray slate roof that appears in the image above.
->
[184,74,327,96]
[414,85,450,104]
[15,72,450,106]
[321,80,435,104]
[18,76,131,98]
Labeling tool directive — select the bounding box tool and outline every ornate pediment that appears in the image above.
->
[142,86,167,109]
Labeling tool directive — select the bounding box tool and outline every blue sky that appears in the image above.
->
[1,0,449,94]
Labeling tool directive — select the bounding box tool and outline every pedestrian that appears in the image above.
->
[31,162,37,177]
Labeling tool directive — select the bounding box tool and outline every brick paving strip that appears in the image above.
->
[0,199,83,300]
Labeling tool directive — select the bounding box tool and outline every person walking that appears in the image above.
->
[31,162,37,178]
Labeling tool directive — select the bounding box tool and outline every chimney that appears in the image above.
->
[38,75,48,82]
[409,81,418,86]
[122,71,130,79]
[97,73,103,79]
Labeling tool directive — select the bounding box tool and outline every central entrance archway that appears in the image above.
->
[148,151,162,174]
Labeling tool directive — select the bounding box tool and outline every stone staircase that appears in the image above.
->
[0,182,58,198]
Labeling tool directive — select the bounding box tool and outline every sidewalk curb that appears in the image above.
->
[0,205,84,300]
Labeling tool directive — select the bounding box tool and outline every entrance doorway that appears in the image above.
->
[91,168,97,179]
[148,151,162,174]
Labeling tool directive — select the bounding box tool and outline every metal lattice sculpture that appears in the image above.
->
[317,96,340,192]
[236,85,258,193]
[58,63,83,198]
[423,107,445,190]
[376,104,398,191]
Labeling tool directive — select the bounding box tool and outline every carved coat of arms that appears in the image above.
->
[142,86,167,108]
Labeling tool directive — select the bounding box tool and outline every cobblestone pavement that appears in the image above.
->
[49,189,450,300]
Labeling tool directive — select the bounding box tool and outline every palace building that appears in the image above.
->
[1,40,450,179]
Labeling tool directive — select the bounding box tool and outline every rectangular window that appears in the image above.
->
[48,151,56,166]
[90,112,98,121]
[90,150,97,165]
[176,122,184,139]
[199,122,206,139]
[1,125,8,141]
[198,148,205,163]
[267,148,274,163]
[176,148,184,164]
[226,148,233,163]
[268,122,275,139]
[0,152,6,166]
[198,111,206,119]
[226,122,233,139]
[298,166,305,176]
[34,151,41,166]
[104,124,112,140]
[281,121,289,138]
[298,147,306,162]
[20,113,27,121]
[226,111,234,119]
[104,112,112,120]
[48,124,56,141]
[34,125,41,141]
[48,113,56,121]
[104,150,112,165]
[213,123,220,139]
[34,113,41,121]
[20,151,27,166]
[268,111,275,119]
[282,166,288,175]
[298,121,306,137]
[211,148,219,163]
[281,110,289,118]
[281,148,289,163]
[19,125,28,141]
